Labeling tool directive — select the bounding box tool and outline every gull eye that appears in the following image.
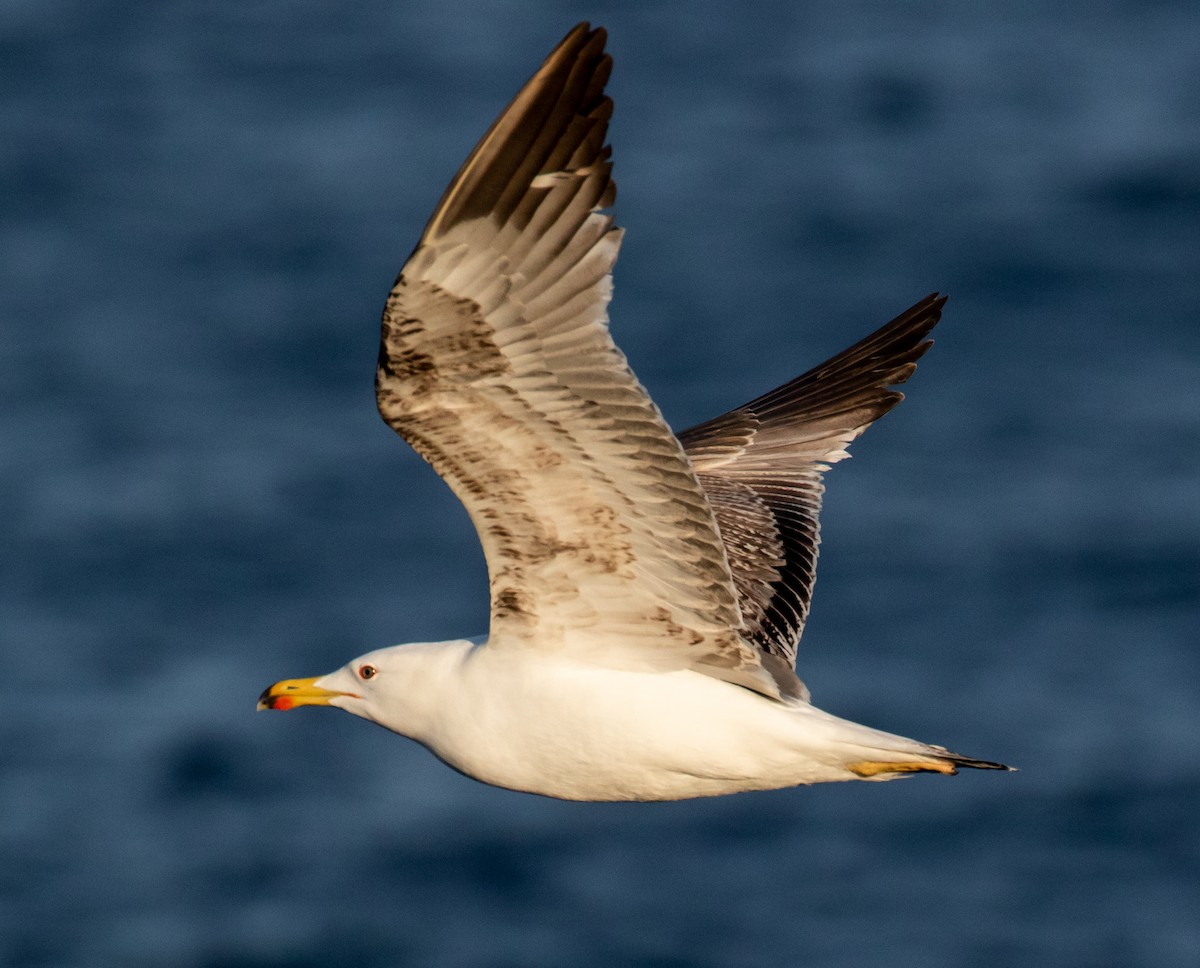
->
[358,664,378,681]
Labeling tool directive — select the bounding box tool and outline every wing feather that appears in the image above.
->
[377,25,780,696]
[680,294,945,669]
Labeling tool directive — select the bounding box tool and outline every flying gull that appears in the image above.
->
[258,23,1011,801]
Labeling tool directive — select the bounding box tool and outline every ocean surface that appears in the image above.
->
[3,2,1199,966]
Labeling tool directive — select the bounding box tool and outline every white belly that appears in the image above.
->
[413,650,878,801]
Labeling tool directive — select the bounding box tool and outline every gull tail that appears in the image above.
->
[800,704,1014,781]
[936,749,1015,772]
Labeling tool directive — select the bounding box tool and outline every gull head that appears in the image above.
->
[257,641,473,735]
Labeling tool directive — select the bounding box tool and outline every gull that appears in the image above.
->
[258,23,1011,801]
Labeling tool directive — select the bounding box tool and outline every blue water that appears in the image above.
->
[4,2,1199,966]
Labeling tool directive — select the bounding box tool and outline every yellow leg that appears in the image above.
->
[847,759,957,778]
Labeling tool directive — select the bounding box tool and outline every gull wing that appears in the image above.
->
[376,24,781,696]
[680,295,945,673]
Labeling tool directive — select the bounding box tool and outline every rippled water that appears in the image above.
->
[4,2,1199,966]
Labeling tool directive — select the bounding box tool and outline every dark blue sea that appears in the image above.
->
[4,2,1199,966]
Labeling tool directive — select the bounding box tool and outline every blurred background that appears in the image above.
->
[3,1,1198,966]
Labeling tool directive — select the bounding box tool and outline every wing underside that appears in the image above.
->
[376,24,781,696]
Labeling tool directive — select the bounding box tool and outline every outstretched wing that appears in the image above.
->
[679,294,945,670]
[376,24,780,696]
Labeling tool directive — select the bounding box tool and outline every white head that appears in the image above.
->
[257,640,474,739]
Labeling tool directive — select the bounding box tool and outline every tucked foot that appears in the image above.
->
[848,751,1014,778]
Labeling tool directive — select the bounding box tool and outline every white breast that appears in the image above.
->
[410,646,862,801]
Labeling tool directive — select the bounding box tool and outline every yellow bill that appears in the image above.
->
[257,677,358,711]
